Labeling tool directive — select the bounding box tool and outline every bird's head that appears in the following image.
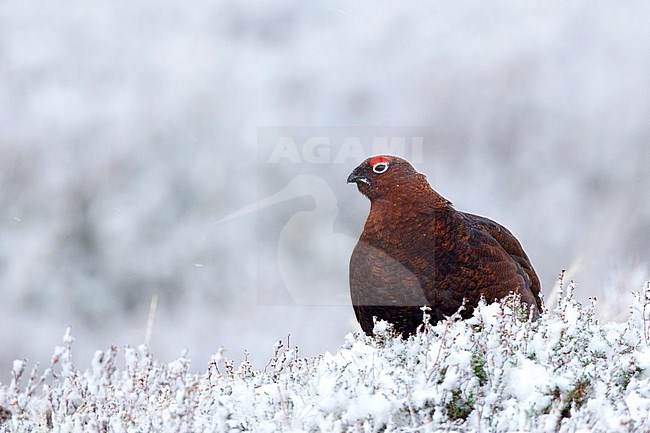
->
[347,155,423,201]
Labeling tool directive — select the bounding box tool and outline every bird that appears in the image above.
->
[347,155,542,336]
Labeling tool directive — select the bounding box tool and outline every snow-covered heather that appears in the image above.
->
[2,280,650,433]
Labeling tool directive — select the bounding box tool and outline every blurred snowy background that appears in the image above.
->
[1,0,649,379]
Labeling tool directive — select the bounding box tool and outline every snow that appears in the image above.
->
[11,361,24,378]
[1,284,650,432]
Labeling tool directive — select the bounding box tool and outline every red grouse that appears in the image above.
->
[348,155,541,336]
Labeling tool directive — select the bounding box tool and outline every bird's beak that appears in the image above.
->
[347,172,370,185]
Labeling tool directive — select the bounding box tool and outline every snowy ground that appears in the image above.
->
[1,279,650,433]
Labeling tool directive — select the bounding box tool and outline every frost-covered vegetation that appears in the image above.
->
[2,280,650,432]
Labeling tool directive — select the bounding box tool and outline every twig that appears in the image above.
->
[144,294,158,347]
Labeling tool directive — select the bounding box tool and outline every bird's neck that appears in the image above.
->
[370,176,450,211]
[363,187,452,238]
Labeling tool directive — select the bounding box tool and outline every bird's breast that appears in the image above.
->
[349,240,429,307]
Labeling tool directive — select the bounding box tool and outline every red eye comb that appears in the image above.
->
[370,156,391,166]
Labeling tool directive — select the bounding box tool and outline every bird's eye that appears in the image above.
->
[372,163,389,174]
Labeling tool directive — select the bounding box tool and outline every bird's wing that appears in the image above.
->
[461,212,542,310]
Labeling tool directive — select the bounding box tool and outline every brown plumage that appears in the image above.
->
[347,155,542,336]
